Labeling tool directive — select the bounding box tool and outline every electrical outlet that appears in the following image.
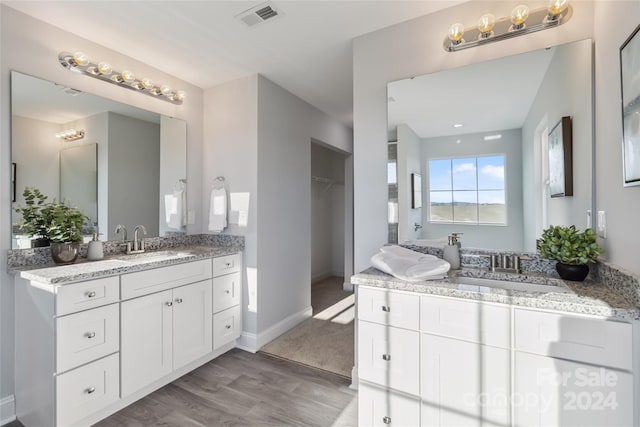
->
[187,210,195,225]
[597,210,606,238]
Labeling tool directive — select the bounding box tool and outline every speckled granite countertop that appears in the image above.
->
[352,267,640,321]
[12,245,243,285]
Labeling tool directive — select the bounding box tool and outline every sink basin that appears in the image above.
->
[114,250,193,264]
[451,276,570,294]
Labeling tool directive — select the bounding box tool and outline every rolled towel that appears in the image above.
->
[371,251,450,282]
[380,245,437,262]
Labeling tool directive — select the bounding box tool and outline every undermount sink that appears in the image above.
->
[451,276,570,294]
[114,250,192,264]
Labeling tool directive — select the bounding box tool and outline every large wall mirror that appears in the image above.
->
[387,38,594,253]
[11,71,187,248]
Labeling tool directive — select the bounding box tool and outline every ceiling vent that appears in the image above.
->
[236,2,283,27]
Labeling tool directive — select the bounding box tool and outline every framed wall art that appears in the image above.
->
[621,24,640,187]
[548,116,573,197]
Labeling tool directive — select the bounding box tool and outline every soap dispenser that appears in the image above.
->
[443,233,462,269]
[87,227,104,261]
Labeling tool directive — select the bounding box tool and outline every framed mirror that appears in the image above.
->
[387,39,594,252]
[11,71,187,248]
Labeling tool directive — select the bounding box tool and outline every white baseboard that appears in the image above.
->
[238,306,313,352]
[349,367,358,390]
[0,395,16,426]
[343,280,353,292]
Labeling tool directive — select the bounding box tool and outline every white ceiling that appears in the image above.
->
[5,0,466,127]
[387,46,556,138]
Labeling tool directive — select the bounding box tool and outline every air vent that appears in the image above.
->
[236,1,283,27]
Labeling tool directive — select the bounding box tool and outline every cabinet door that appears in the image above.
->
[173,281,213,369]
[358,382,420,427]
[421,334,510,427]
[514,352,634,426]
[121,290,173,397]
[358,320,420,395]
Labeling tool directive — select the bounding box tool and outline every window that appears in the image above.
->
[428,155,506,224]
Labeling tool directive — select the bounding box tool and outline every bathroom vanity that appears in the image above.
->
[13,245,243,427]
[353,267,640,427]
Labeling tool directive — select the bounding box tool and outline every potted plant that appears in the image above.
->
[14,187,87,264]
[538,225,602,281]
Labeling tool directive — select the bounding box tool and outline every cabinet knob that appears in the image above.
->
[86,291,97,298]
[381,306,391,312]
[175,298,183,304]
[383,416,391,424]
[225,290,230,294]
[86,332,96,339]
[225,324,231,330]
[225,262,232,267]
[86,387,96,394]
[165,301,173,307]
[382,354,391,361]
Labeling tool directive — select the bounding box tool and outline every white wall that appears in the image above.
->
[421,128,524,250]
[159,116,187,236]
[522,39,593,251]
[396,124,422,242]
[0,6,203,417]
[593,0,640,275]
[353,0,595,273]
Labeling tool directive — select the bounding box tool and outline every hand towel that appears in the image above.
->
[380,245,437,262]
[370,251,450,282]
[165,189,185,229]
[208,187,227,232]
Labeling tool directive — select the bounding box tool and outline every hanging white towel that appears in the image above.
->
[208,187,227,232]
[165,189,185,229]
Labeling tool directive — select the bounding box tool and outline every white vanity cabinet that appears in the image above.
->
[15,251,243,427]
[356,285,639,427]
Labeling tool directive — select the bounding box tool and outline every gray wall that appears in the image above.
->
[421,128,524,251]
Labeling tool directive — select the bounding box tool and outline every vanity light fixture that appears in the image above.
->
[444,0,572,52]
[55,129,85,142]
[58,51,186,105]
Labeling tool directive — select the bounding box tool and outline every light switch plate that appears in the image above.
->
[586,210,592,229]
[597,210,606,238]
[187,210,195,225]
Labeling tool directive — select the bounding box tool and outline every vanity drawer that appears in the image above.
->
[358,320,420,395]
[56,353,119,427]
[213,305,242,350]
[56,276,120,316]
[213,253,242,277]
[56,303,120,374]
[358,382,420,427]
[421,296,510,348]
[358,286,420,330]
[121,259,212,300]
[213,272,241,313]
[514,308,633,370]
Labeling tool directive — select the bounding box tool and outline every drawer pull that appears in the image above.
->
[86,387,96,394]
[85,332,96,339]
[175,298,183,304]
[381,306,391,312]
[225,262,232,267]
[165,301,173,307]
[225,324,231,329]
[225,290,230,294]
[383,416,391,424]
[86,291,97,298]
[382,354,391,361]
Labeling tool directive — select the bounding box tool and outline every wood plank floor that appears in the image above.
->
[92,349,357,427]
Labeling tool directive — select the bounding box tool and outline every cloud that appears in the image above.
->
[481,165,504,180]
[453,162,476,174]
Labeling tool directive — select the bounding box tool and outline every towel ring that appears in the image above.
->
[213,176,226,189]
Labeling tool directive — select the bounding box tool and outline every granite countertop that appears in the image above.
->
[12,245,243,285]
[352,267,640,321]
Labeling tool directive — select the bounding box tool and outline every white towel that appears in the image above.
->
[165,189,185,229]
[371,251,450,282]
[380,245,438,262]
[208,187,227,232]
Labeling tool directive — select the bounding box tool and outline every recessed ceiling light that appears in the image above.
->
[484,134,502,141]
[456,139,462,144]
[453,123,463,128]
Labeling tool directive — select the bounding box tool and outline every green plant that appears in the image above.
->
[14,187,86,243]
[538,225,602,265]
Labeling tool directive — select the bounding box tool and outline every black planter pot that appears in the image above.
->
[31,238,51,248]
[556,263,589,281]
[50,242,80,265]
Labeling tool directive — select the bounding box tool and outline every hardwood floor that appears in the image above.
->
[93,349,357,427]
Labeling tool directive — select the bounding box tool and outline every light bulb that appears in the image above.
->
[548,0,569,16]
[448,23,465,44]
[97,62,112,75]
[160,85,172,96]
[510,5,529,27]
[174,90,186,101]
[478,13,495,37]
[121,70,135,83]
[72,52,89,67]
[141,78,154,89]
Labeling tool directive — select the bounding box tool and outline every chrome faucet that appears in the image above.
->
[115,224,127,241]
[131,225,147,253]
